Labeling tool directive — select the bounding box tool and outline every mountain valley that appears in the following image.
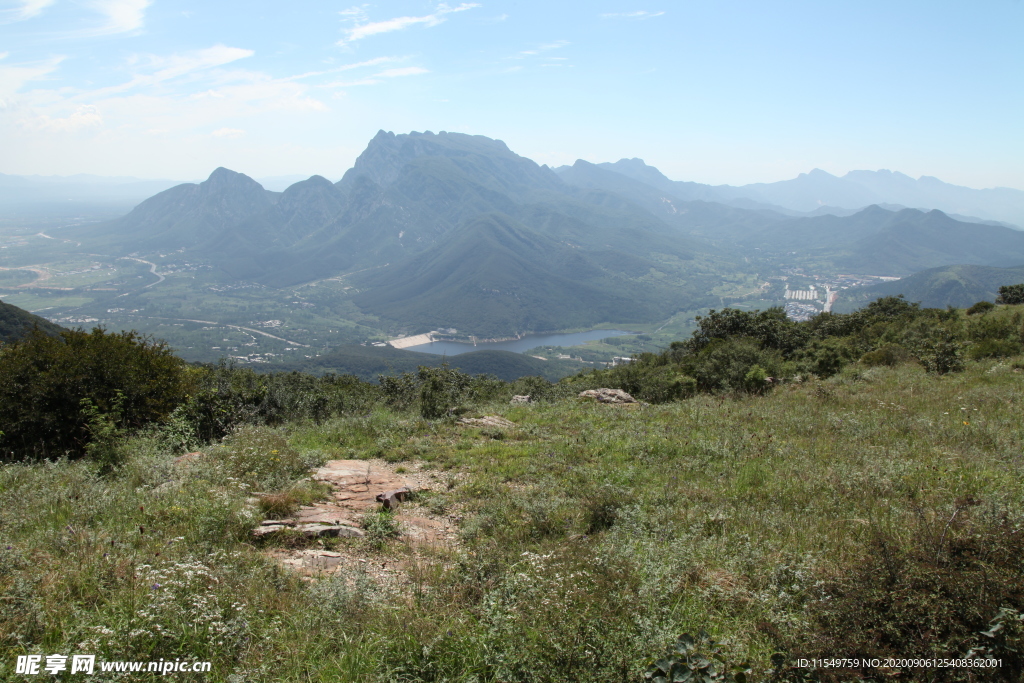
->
[3,129,1024,377]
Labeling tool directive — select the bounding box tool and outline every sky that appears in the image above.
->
[1,0,1022,188]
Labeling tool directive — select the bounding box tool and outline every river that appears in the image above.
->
[404,329,635,356]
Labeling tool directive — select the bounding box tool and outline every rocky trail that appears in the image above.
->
[255,459,458,581]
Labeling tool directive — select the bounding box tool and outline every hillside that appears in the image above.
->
[719,205,1024,274]
[0,298,65,343]
[350,213,692,337]
[3,303,1023,681]
[63,167,279,252]
[276,342,582,382]
[852,264,1024,308]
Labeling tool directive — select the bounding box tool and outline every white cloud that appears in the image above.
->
[2,0,55,22]
[599,10,665,20]
[144,45,255,84]
[513,40,569,58]
[212,127,245,138]
[0,52,8,60]
[88,44,254,97]
[338,3,480,45]
[323,78,380,88]
[20,104,103,132]
[0,56,64,97]
[375,66,429,78]
[286,56,397,81]
[88,0,152,35]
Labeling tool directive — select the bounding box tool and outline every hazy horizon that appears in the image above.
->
[3,158,1023,195]
[1,1,1022,188]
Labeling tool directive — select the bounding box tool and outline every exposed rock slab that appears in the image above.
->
[258,459,458,577]
[578,388,637,404]
[458,415,516,429]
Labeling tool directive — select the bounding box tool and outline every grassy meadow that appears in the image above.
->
[2,354,1023,681]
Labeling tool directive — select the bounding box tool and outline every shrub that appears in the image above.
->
[418,363,471,419]
[645,632,751,683]
[684,337,786,393]
[796,506,1024,682]
[996,284,1024,305]
[860,343,915,367]
[203,425,313,492]
[968,338,1023,360]
[0,328,187,461]
[967,300,996,316]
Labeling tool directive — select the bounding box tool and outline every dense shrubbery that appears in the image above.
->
[4,300,1023,462]
[996,283,1024,305]
[0,328,380,462]
[796,504,1024,682]
[0,328,188,460]
[567,298,1024,402]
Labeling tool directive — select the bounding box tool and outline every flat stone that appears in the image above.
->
[296,524,365,539]
[458,415,515,429]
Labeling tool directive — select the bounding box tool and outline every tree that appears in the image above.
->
[996,284,1024,305]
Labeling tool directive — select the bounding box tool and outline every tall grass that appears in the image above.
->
[2,359,1023,681]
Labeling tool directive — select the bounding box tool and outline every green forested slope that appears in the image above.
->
[351,214,689,337]
[0,299,65,343]
[276,343,582,382]
[851,264,1024,308]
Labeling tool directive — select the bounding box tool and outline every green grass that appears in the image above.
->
[2,359,1023,681]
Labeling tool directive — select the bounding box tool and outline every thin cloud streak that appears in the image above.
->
[599,10,665,20]
[2,0,55,22]
[513,40,569,58]
[375,66,428,78]
[285,56,398,82]
[338,3,480,45]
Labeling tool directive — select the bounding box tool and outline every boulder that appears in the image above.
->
[297,524,365,539]
[375,487,412,511]
[510,395,531,404]
[578,388,637,404]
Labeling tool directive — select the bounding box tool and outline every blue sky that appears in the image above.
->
[1,0,1022,188]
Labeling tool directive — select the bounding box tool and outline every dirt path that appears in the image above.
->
[258,460,457,580]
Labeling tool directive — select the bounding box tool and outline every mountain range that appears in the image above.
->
[59,130,1024,338]
[579,161,1024,228]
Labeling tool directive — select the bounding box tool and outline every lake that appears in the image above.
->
[405,329,635,356]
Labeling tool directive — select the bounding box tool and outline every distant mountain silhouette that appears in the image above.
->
[586,159,1024,227]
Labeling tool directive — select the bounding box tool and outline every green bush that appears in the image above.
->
[968,338,1023,360]
[418,363,471,419]
[0,328,187,461]
[967,300,996,316]
[797,506,1024,682]
[860,343,915,367]
[996,284,1024,305]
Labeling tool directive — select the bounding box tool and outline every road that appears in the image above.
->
[119,257,165,287]
[132,315,311,347]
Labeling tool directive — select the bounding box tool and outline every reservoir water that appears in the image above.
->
[405,329,635,356]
